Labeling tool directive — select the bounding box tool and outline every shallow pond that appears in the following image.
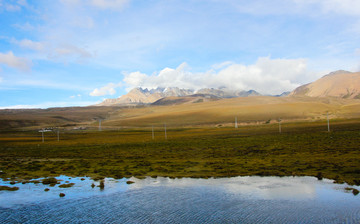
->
[0,176,360,223]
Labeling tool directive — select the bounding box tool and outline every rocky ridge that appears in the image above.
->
[97,87,261,106]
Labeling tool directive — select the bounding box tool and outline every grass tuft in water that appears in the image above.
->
[0,185,19,191]
[42,177,58,185]
[58,183,75,188]
[99,180,104,189]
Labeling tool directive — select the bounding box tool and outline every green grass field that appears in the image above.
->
[1,119,360,186]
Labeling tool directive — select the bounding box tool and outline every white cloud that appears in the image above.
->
[0,0,28,12]
[10,38,93,63]
[294,0,360,16]
[123,57,314,95]
[12,39,45,51]
[0,51,31,72]
[60,0,130,10]
[71,16,94,29]
[355,48,360,56]
[13,22,35,31]
[211,61,235,70]
[239,0,360,17]
[0,100,100,109]
[60,0,81,5]
[4,4,21,12]
[123,71,148,87]
[46,44,94,63]
[90,0,130,10]
[54,44,93,58]
[14,79,92,91]
[228,0,360,18]
[123,62,198,91]
[17,0,28,7]
[70,94,82,98]
[90,82,122,96]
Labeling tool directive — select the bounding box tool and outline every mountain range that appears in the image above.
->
[2,70,360,130]
[98,70,360,106]
[97,87,262,106]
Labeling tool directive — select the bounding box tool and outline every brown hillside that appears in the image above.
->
[290,70,360,99]
[102,96,360,128]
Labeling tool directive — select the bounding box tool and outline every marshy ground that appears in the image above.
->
[1,119,360,186]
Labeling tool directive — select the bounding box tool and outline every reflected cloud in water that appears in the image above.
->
[128,176,318,200]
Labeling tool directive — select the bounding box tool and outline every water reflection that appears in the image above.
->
[0,176,129,208]
[128,176,318,200]
[0,176,359,223]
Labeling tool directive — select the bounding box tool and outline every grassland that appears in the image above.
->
[1,119,360,186]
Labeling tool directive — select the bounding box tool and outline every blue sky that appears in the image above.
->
[0,0,360,108]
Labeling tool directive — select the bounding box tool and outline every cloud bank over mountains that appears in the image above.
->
[121,57,314,95]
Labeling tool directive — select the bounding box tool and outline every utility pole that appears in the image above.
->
[279,118,282,133]
[39,129,45,143]
[164,123,167,140]
[235,117,238,128]
[99,119,102,131]
[327,112,330,132]
[57,128,60,142]
[152,125,154,140]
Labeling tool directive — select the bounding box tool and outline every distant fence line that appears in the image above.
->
[35,116,335,143]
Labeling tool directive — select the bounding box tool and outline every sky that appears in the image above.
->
[0,0,360,108]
